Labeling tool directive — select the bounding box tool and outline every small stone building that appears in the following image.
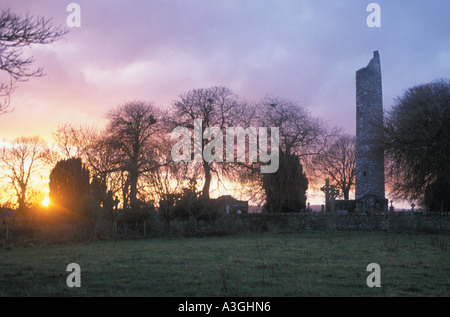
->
[215,195,248,215]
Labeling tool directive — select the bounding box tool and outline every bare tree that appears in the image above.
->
[256,96,332,158]
[52,123,94,159]
[142,133,197,227]
[105,101,162,210]
[144,158,190,206]
[170,86,244,199]
[0,9,68,114]
[253,96,336,208]
[313,134,356,200]
[85,131,123,205]
[0,136,51,210]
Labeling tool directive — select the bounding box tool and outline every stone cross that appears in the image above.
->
[321,179,340,212]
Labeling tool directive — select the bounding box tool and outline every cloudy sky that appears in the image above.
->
[2,0,450,143]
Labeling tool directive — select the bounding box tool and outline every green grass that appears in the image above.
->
[0,231,449,296]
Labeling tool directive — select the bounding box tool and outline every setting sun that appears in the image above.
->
[41,197,50,207]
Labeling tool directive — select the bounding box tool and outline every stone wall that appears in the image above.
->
[214,212,450,235]
[77,211,450,239]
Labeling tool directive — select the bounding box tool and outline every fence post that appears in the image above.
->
[5,224,9,245]
[143,221,146,238]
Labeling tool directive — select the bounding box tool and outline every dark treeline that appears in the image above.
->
[45,88,335,221]
[2,79,449,228]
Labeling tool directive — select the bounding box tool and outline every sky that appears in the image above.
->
[2,0,449,143]
[1,1,450,208]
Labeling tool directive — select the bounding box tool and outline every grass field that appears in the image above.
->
[0,231,449,296]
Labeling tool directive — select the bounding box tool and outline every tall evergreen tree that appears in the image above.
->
[49,158,90,213]
[385,79,450,211]
[263,151,308,213]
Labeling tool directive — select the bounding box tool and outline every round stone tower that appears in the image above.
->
[355,51,387,211]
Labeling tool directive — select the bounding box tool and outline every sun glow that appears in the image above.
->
[41,197,50,207]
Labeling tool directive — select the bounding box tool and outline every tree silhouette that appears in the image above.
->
[170,86,244,199]
[263,151,308,213]
[313,134,356,200]
[0,136,50,210]
[49,158,90,213]
[105,101,160,210]
[385,79,450,211]
[249,96,334,208]
[256,96,331,158]
[0,9,67,114]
